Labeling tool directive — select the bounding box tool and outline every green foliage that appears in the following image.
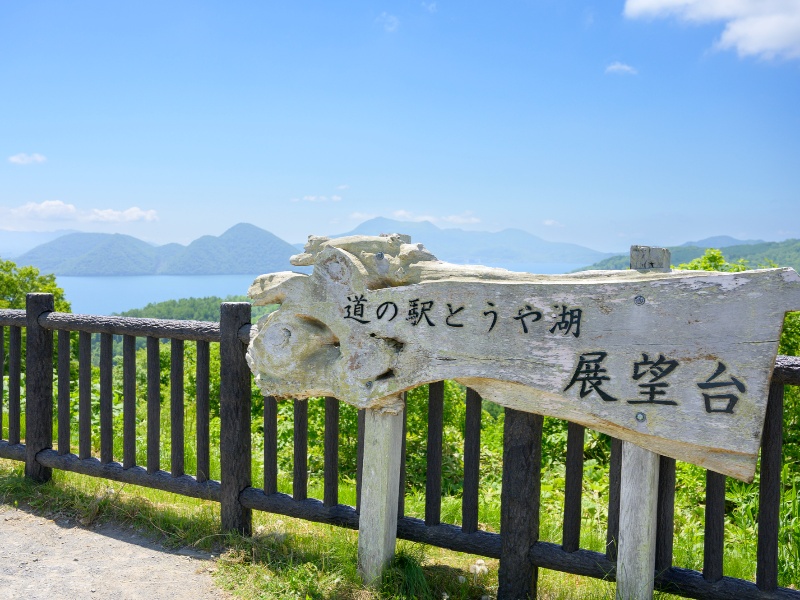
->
[578,238,800,272]
[115,295,276,322]
[0,258,71,311]
[674,248,750,272]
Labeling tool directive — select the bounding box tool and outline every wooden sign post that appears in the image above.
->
[245,233,800,592]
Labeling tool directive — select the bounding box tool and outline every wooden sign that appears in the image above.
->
[246,234,800,482]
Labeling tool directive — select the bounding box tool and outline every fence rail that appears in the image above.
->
[1,298,800,599]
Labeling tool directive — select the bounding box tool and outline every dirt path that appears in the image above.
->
[0,505,230,600]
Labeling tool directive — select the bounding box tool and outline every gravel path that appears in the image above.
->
[0,505,229,600]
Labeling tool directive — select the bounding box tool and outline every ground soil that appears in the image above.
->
[0,504,230,600]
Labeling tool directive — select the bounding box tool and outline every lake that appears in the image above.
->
[58,262,586,315]
[59,274,263,315]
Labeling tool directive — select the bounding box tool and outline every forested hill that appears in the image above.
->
[114,295,276,321]
[576,239,800,272]
[14,223,304,276]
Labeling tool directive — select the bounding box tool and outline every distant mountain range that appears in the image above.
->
[12,223,305,276]
[3,220,798,276]
[329,217,615,269]
[579,239,800,272]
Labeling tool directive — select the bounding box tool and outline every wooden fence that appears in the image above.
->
[1,293,799,599]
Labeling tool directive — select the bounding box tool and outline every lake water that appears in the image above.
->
[58,262,585,315]
[59,274,263,315]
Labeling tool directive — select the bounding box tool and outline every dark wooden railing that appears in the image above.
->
[1,293,799,599]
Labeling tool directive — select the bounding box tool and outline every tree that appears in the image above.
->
[0,258,71,312]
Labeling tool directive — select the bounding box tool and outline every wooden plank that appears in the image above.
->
[123,334,136,468]
[399,395,407,517]
[656,456,676,572]
[703,470,726,583]
[58,330,72,455]
[195,340,210,482]
[462,387,481,534]
[425,380,444,526]
[356,408,365,513]
[563,421,585,552]
[78,330,92,459]
[25,293,54,482]
[357,407,404,585]
[99,332,113,464]
[146,336,161,473]
[606,436,623,561]
[36,449,221,501]
[8,326,21,445]
[757,381,784,591]
[170,338,184,476]
[293,399,308,501]
[498,408,543,600]
[219,302,252,535]
[0,327,4,440]
[246,240,800,482]
[38,312,220,341]
[617,442,660,600]
[324,396,339,507]
[263,395,278,494]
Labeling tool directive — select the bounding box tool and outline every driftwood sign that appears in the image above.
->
[247,234,800,483]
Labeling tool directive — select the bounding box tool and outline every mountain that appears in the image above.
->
[679,235,764,248]
[14,223,305,276]
[577,239,800,272]
[331,217,615,269]
[0,229,76,258]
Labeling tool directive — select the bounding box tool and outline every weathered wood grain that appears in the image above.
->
[357,406,404,585]
[36,450,221,501]
[757,381,784,591]
[324,396,339,507]
[78,330,92,459]
[425,381,444,526]
[100,332,113,464]
[123,334,136,468]
[25,293,54,482]
[246,236,800,481]
[196,340,211,482]
[58,330,72,455]
[563,421,585,553]
[498,409,543,600]
[219,302,252,535]
[704,470,726,583]
[170,338,185,476]
[38,311,220,341]
[293,399,308,501]
[617,442,660,600]
[462,387,481,534]
[147,336,160,472]
[263,395,278,494]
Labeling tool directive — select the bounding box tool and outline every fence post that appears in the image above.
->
[25,293,54,483]
[357,405,405,585]
[616,246,670,600]
[219,302,252,535]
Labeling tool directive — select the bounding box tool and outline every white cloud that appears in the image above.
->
[543,219,565,227]
[87,207,158,222]
[11,200,78,220]
[8,200,157,223]
[8,153,47,165]
[337,184,350,190]
[293,192,344,203]
[349,211,377,221]
[377,12,400,32]
[391,209,481,225]
[422,2,437,13]
[624,0,800,60]
[605,61,638,75]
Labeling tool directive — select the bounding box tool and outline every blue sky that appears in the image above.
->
[1,1,798,252]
